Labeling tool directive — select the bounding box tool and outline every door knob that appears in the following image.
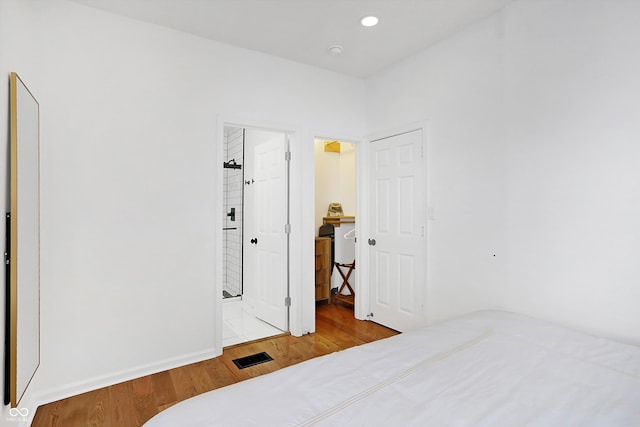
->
[250,238,258,244]
[368,238,376,246]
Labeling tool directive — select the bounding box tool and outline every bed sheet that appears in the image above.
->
[143,311,640,426]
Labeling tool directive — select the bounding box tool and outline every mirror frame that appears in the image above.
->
[5,72,41,407]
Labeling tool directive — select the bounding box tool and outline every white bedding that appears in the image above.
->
[144,311,640,426]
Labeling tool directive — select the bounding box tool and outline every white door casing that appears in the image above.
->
[243,129,289,331]
[368,129,426,332]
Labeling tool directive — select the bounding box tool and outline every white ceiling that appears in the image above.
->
[68,0,512,78]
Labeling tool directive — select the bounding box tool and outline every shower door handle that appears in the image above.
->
[250,238,258,244]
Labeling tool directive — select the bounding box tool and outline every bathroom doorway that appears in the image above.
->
[222,125,291,347]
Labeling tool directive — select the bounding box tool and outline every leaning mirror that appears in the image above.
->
[5,72,40,407]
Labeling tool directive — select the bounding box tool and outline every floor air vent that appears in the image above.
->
[232,352,274,369]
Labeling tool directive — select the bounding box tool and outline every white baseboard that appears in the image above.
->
[33,348,219,409]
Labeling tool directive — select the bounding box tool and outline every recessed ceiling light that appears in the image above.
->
[361,16,379,27]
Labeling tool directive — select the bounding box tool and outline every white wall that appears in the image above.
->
[501,0,640,344]
[338,144,357,220]
[366,0,640,344]
[366,10,507,325]
[0,0,45,422]
[313,141,356,233]
[0,0,365,415]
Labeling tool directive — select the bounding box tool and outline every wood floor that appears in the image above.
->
[31,303,399,427]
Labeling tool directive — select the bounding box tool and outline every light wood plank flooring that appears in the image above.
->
[32,303,399,427]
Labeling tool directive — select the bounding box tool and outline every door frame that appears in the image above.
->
[215,116,296,354]
[312,133,363,320]
[358,121,430,325]
[310,121,428,328]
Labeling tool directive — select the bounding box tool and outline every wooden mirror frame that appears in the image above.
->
[5,72,41,407]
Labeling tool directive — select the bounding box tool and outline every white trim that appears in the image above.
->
[294,128,317,336]
[217,116,306,345]
[355,139,369,321]
[367,120,427,143]
[313,133,362,146]
[34,348,217,406]
[214,114,225,356]
[223,115,297,135]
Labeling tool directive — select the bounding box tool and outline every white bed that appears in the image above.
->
[144,311,640,426]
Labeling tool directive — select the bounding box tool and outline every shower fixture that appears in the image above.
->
[227,207,236,221]
[224,159,242,169]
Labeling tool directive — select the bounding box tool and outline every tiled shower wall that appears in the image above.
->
[223,127,244,297]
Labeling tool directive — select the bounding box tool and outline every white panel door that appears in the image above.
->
[243,129,288,331]
[368,129,426,331]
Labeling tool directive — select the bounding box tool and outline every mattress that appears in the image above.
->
[143,310,640,426]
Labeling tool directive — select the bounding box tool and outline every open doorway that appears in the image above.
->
[222,125,291,347]
[314,139,357,315]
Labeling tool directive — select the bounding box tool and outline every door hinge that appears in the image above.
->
[285,151,291,161]
[285,223,291,234]
[284,296,291,307]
